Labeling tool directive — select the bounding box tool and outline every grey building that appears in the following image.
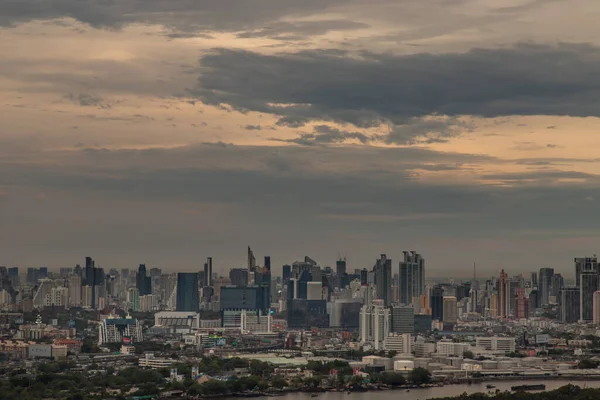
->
[538,268,554,306]
[580,272,599,321]
[373,254,392,306]
[575,256,598,288]
[176,273,199,312]
[229,268,249,287]
[220,286,269,313]
[399,251,425,305]
[559,287,580,323]
[391,305,414,334]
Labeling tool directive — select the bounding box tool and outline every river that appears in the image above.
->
[281,380,600,400]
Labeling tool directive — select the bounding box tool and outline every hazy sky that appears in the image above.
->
[1,0,600,277]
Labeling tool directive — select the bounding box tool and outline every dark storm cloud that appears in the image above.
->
[0,0,348,31]
[0,144,598,236]
[274,125,371,146]
[193,44,600,133]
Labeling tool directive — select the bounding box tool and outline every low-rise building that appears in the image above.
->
[475,336,515,353]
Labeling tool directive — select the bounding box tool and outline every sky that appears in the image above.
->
[1,0,600,277]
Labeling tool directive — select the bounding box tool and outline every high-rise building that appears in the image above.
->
[431,286,444,321]
[204,257,213,287]
[507,278,521,317]
[580,271,599,322]
[248,246,256,284]
[497,269,508,318]
[531,271,538,288]
[336,259,347,275]
[359,299,390,350]
[229,268,249,287]
[528,289,539,315]
[176,273,199,312]
[220,286,269,313]
[593,291,600,325]
[136,264,152,296]
[7,267,19,288]
[550,274,564,302]
[559,287,580,323]
[282,265,291,282]
[515,288,529,319]
[442,296,458,324]
[398,251,425,306]
[68,271,82,307]
[538,268,554,306]
[391,305,414,334]
[373,254,392,306]
[575,256,598,288]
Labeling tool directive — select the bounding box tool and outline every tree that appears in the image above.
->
[463,350,475,359]
[577,359,599,369]
[409,367,431,385]
[271,376,287,389]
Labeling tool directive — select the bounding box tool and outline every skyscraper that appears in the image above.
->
[136,264,152,296]
[559,287,580,323]
[230,268,249,287]
[497,269,508,318]
[248,246,256,284]
[593,291,600,325]
[442,296,457,324]
[580,271,599,322]
[373,254,392,306]
[204,257,213,287]
[336,258,347,275]
[282,265,291,282]
[176,273,199,312]
[538,267,554,306]
[431,286,444,321]
[399,251,425,306]
[550,273,564,302]
[575,256,598,288]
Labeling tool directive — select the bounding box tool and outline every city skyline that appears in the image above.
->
[2,1,600,273]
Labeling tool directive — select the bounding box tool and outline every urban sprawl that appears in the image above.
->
[1,249,600,399]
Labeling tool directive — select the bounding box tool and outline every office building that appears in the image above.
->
[476,336,516,353]
[384,333,412,354]
[390,305,414,334]
[514,288,529,319]
[558,287,580,323]
[538,267,554,306]
[127,287,140,312]
[398,251,425,305]
[594,291,600,325]
[282,265,291,282]
[359,300,390,350]
[373,254,392,306]
[176,273,199,312]
[336,259,347,275]
[220,286,269,313]
[98,314,143,344]
[229,268,248,287]
[431,286,444,321]
[580,271,599,322]
[204,257,213,287]
[497,269,508,318]
[550,273,564,302]
[442,296,457,324]
[136,264,152,296]
[575,256,598,288]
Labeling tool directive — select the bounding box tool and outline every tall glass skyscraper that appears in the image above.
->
[176,273,199,312]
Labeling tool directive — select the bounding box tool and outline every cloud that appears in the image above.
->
[244,124,263,131]
[235,20,369,40]
[64,93,111,108]
[274,125,371,145]
[192,43,600,132]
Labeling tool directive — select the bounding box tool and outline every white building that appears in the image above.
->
[360,299,390,350]
[437,339,469,356]
[139,353,174,369]
[98,314,143,345]
[385,333,412,354]
[414,338,435,357]
[476,336,515,353]
[68,274,82,307]
[154,311,200,332]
